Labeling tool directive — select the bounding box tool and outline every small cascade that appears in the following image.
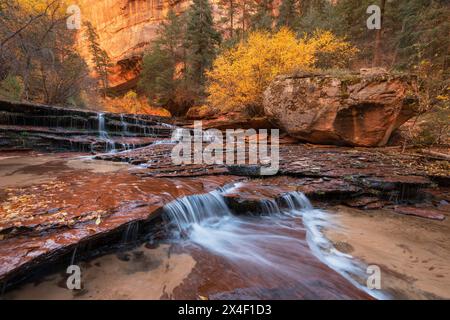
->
[164,187,314,233]
[162,186,384,299]
[120,114,128,134]
[164,188,233,233]
[278,192,313,211]
[122,222,140,245]
[0,100,176,152]
[97,113,116,153]
[255,193,313,215]
[259,199,281,214]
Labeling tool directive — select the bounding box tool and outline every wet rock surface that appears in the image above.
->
[0,153,238,288]
[95,145,448,233]
[0,145,448,298]
[96,142,449,223]
[0,100,448,299]
[0,100,174,153]
[96,143,447,193]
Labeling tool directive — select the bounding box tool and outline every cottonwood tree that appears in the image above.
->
[0,0,59,50]
[0,0,89,105]
[207,29,357,114]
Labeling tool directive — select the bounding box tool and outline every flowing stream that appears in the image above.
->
[1,116,384,300]
[2,108,449,300]
[161,185,381,299]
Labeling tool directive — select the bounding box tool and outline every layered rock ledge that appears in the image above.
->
[0,100,174,152]
[0,98,448,296]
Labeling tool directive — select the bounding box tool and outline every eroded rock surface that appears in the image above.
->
[96,142,449,214]
[263,70,419,147]
[0,99,448,298]
[0,153,237,287]
[0,147,448,295]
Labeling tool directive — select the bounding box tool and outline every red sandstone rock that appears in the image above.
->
[186,106,217,120]
[345,197,380,208]
[394,206,446,221]
[76,1,225,90]
[263,70,419,147]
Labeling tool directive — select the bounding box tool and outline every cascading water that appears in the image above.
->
[164,188,232,232]
[164,187,314,234]
[98,113,116,153]
[120,115,128,134]
[163,185,386,299]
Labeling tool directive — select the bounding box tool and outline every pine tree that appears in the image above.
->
[392,0,449,72]
[139,45,176,109]
[156,9,186,62]
[139,9,192,115]
[218,0,238,38]
[238,0,252,36]
[185,0,221,85]
[373,0,386,66]
[84,21,111,97]
[277,0,298,29]
[251,0,274,31]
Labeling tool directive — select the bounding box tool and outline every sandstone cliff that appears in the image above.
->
[76,0,283,92]
[76,0,209,91]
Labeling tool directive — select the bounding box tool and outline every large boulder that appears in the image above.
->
[263,70,419,147]
[186,105,217,120]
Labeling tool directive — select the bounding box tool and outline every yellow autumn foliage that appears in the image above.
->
[17,0,66,15]
[207,28,358,112]
[105,91,172,117]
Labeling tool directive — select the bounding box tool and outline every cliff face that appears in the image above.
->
[75,0,286,92]
[76,0,203,91]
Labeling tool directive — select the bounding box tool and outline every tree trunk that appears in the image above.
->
[373,0,386,67]
[230,0,234,38]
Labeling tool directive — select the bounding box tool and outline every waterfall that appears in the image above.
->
[164,188,232,233]
[162,186,385,299]
[120,114,128,134]
[98,113,116,153]
[163,186,313,234]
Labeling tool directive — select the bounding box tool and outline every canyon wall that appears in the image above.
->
[76,0,212,91]
[75,0,283,92]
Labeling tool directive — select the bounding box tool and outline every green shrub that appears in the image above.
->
[0,75,24,101]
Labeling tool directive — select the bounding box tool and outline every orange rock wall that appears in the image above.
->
[75,0,286,89]
[75,0,215,89]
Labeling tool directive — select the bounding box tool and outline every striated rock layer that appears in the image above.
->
[263,70,419,147]
[0,100,174,152]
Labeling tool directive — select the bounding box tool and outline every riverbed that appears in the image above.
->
[1,152,449,300]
